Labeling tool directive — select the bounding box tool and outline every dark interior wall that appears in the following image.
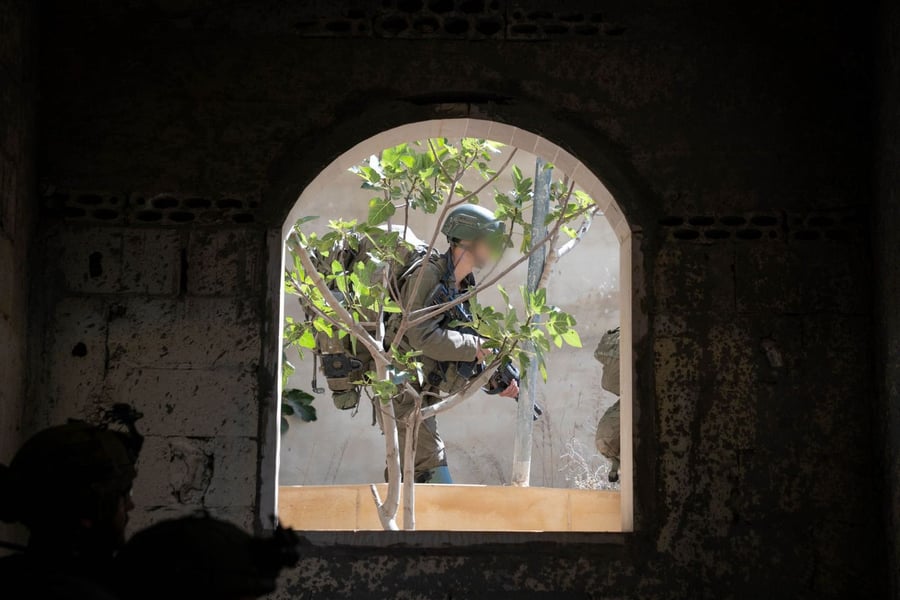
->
[876,1,900,597]
[0,0,36,551]
[0,0,36,471]
[25,1,889,598]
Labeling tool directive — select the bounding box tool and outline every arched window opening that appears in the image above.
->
[274,119,634,533]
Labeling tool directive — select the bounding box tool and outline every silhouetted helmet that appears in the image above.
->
[115,516,301,600]
[0,407,142,529]
[441,204,505,243]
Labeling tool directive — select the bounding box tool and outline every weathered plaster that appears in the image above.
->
[5,1,888,597]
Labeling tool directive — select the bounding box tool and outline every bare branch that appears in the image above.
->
[369,484,398,531]
[374,364,402,527]
[401,400,420,530]
[419,362,500,419]
[538,206,598,290]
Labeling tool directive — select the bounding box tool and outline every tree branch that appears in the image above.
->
[398,144,520,344]
[418,362,500,419]
[369,484,398,531]
[288,232,404,530]
[445,147,519,209]
[396,141,466,340]
[403,203,595,328]
[289,280,350,333]
[538,206,598,290]
[288,233,386,363]
[402,399,420,530]
[372,363,402,529]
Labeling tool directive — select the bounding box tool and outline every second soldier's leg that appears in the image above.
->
[595,399,621,482]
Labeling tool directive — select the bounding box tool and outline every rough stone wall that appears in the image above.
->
[27,1,889,598]
[26,200,271,532]
[0,0,36,548]
[876,0,900,596]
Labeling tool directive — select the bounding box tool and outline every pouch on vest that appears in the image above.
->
[315,331,365,410]
[307,225,435,411]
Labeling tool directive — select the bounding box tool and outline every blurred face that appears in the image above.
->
[469,238,496,270]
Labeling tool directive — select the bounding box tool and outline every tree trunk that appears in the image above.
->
[511,157,551,486]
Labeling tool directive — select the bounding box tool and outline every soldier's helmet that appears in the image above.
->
[441,204,505,243]
[115,515,301,600]
[0,407,142,529]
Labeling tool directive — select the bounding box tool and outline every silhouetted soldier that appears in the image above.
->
[114,515,301,600]
[0,404,143,599]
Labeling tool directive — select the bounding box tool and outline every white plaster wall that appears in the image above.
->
[279,144,619,487]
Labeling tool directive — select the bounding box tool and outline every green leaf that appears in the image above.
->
[367,197,396,226]
[512,165,523,186]
[498,284,510,308]
[573,189,595,207]
[285,388,314,402]
[284,389,317,422]
[539,361,549,382]
[561,328,582,348]
[294,403,317,422]
[281,416,290,435]
[293,215,319,227]
[312,319,333,336]
[298,328,316,349]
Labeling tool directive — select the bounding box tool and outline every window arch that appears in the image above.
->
[264,118,636,533]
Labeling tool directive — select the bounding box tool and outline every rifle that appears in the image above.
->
[430,284,543,420]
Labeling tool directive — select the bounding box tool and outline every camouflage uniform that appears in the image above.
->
[388,254,479,481]
[594,328,621,478]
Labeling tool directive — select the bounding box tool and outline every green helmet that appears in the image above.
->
[441,204,505,243]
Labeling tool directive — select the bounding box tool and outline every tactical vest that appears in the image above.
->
[384,254,477,397]
[306,226,437,410]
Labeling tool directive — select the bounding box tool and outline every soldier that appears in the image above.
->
[387,204,519,484]
[594,327,621,482]
[0,405,143,599]
[114,515,300,600]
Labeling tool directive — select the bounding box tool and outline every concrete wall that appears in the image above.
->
[25,1,889,598]
[279,144,621,487]
[25,217,270,532]
[0,0,36,551]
